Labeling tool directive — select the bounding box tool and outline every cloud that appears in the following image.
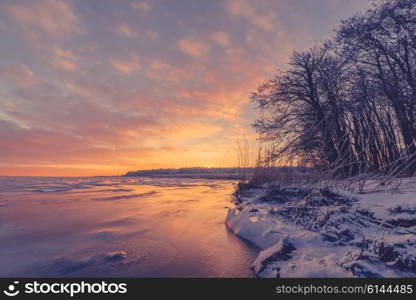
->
[145,60,192,82]
[114,24,158,40]
[225,0,277,31]
[0,0,374,176]
[178,38,209,57]
[0,64,40,87]
[212,31,230,47]
[109,53,141,74]
[7,0,83,37]
[49,47,80,71]
[52,47,77,60]
[51,59,80,71]
[114,24,139,38]
[131,1,151,15]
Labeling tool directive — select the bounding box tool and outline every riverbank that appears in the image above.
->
[226,178,416,277]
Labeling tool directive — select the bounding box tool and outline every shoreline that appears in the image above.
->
[226,179,416,278]
[125,174,248,181]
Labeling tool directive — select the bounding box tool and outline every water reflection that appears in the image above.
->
[0,177,258,277]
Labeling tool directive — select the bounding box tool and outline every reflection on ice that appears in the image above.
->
[93,191,157,202]
[0,176,257,277]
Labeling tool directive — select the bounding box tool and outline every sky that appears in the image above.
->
[0,0,373,176]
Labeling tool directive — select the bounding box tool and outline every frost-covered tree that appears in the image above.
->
[253,0,416,176]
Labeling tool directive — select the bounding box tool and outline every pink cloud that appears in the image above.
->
[109,53,141,74]
[0,64,40,87]
[212,31,230,47]
[0,0,373,176]
[225,0,277,31]
[114,24,139,38]
[7,0,83,37]
[145,60,192,82]
[52,47,77,60]
[51,59,79,71]
[178,38,209,57]
[131,1,151,15]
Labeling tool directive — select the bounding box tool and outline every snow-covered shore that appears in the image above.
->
[226,179,416,277]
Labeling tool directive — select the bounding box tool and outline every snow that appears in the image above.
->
[226,180,416,277]
[252,236,289,274]
[226,208,284,249]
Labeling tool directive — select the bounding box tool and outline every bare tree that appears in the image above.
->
[252,0,416,178]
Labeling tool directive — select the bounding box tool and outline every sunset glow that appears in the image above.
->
[0,0,372,176]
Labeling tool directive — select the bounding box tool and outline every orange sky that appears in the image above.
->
[0,0,372,176]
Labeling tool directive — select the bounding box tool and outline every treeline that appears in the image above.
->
[124,167,306,178]
[125,167,256,177]
[252,0,416,177]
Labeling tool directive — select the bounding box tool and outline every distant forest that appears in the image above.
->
[124,167,305,179]
[252,0,416,177]
[125,167,252,176]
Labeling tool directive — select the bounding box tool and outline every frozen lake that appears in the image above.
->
[0,176,258,277]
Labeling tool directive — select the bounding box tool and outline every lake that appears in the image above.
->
[0,176,258,277]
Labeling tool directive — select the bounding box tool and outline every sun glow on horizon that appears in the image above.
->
[0,0,372,176]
